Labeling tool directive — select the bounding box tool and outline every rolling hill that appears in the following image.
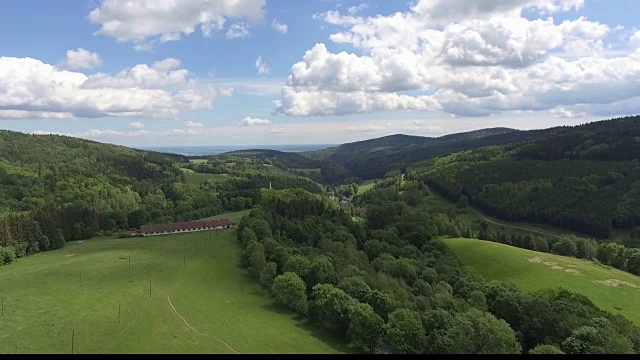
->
[301,128,520,179]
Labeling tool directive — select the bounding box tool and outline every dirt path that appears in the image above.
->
[467,208,561,238]
[166,295,241,354]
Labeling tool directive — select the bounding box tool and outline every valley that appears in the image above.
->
[2,116,640,354]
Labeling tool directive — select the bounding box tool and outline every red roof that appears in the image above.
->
[140,219,235,234]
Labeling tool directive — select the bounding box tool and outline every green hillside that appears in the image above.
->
[444,238,640,324]
[408,116,640,240]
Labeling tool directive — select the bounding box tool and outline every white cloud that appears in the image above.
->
[82,58,188,89]
[631,30,640,48]
[549,106,585,118]
[255,55,270,75]
[270,125,285,134]
[274,86,441,116]
[272,18,288,34]
[347,3,368,16]
[0,56,229,120]
[226,22,250,39]
[0,110,74,120]
[211,77,285,96]
[241,116,272,126]
[88,0,265,45]
[184,120,204,128]
[58,48,103,70]
[33,130,74,136]
[167,129,197,136]
[128,121,144,129]
[412,0,584,23]
[275,2,639,118]
[345,124,386,132]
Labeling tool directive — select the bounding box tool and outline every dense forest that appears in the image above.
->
[406,116,640,240]
[237,182,640,354]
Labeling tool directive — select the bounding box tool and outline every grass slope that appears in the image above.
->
[357,180,377,193]
[0,230,348,354]
[444,238,640,324]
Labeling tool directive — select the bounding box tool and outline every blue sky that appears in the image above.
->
[0,0,639,146]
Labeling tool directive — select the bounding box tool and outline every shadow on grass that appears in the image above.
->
[260,302,359,354]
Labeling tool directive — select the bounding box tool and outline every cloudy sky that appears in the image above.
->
[1,0,639,147]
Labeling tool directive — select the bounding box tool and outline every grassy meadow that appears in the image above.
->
[444,238,640,324]
[183,173,233,185]
[0,230,348,354]
[357,180,377,193]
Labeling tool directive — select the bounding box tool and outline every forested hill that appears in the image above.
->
[407,115,640,240]
[301,128,517,179]
[214,149,323,169]
[206,149,354,185]
[0,131,202,258]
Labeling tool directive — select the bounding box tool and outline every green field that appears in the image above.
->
[184,173,233,185]
[0,231,348,354]
[444,238,640,324]
[357,180,377,193]
[262,164,296,178]
[189,159,209,165]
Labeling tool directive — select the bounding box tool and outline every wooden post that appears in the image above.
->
[149,280,152,298]
[71,329,75,354]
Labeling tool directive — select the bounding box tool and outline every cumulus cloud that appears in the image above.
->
[58,48,103,70]
[347,3,368,16]
[255,55,270,75]
[631,30,640,48]
[0,56,229,120]
[184,120,204,128]
[88,0,265,46]
[270,125,285,134]
[241,116,272,126]
[168,129,197,136]
[226,22,250,39]
[82,58,188,89]
[345,124,386,132]
[412,0,584,23]
[275,1,639,118]
[549,107,585,118]
[128,121,144,129]
[272,18,288,34]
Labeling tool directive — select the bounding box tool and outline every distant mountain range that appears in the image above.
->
[140,144,336,156]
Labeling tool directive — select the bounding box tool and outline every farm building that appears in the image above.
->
[139,219,236,237]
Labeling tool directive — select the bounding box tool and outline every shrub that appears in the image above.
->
[0,246,17,265]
